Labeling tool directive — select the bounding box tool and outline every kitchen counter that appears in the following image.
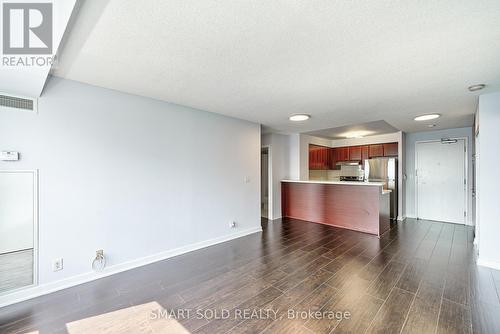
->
[281,180,391,237]
[282,179,386,187]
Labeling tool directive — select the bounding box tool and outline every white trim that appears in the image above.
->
[0,226,262,308]
[0,170,39,297]
[261,145,273,220]
[477,257,500,271]
[414,137,469,225]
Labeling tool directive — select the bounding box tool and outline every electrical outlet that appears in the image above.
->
[52,258,63,272]
[230,221,237,228]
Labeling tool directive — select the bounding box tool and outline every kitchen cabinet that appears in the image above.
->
[348,146,362,161]
[329,148,336,169]
[335,147,350,162]
[308,145,317,169]
[310,142,399,170]
[309,145,330,170]
[383,142,398,157]
[369,144,384,158]
[361,145,370,161]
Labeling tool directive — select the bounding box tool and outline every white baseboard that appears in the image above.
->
[477,257,500,271]
[0,226,262,308]
[397,216,407,221]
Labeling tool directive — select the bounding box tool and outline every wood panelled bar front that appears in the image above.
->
[281,180,390,237]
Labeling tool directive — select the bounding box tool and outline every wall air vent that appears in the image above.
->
[0,93,37,113]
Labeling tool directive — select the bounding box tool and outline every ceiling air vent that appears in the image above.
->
[0,93,37,113]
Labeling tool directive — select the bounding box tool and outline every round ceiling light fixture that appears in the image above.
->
[289,114,311,122]
[414,114,441,121]
[468,84,486,92]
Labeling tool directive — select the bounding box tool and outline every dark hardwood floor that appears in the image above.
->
[1,218,499,333]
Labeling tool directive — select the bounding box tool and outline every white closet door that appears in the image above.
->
[416,140,466,224]
[0,171,35,254]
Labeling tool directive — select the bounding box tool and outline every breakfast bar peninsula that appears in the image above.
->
[281,180,391,237]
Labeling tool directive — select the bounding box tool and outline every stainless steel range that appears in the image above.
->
[338,163,364,182]
[339,175,364,182]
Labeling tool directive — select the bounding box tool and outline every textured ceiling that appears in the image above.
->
[52,0,500,133]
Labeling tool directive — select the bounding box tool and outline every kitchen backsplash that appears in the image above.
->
[309,170,341,181]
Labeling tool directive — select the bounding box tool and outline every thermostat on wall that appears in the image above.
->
[0,151,19,161]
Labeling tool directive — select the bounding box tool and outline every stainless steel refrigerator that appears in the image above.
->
[364,157,398,221]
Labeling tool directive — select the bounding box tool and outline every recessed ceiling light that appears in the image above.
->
[414,114,441,121]
[468,84,486,92]
[289,114,310,121]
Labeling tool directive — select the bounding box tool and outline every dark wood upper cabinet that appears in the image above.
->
[329,148,337,169]
[383,142,398,157]
[348,146,362,161]
[368,144,384,158]
[310,142,398,170]
[361,145,369,161]
[309,145,318,169]
[335,147,350,162]
[309,144,330,170]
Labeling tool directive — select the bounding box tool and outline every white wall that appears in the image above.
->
[476,92,500,269]
[405,127,473,225]
[288,134,300,180]
[0,77,261,291]
[298,134,332,180]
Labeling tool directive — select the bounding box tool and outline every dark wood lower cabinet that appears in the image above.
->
[281,181,390,236]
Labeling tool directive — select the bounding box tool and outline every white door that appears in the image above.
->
[416,139,466,224]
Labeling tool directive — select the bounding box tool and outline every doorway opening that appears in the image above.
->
[261,146,272,219]
[415,138,467,224]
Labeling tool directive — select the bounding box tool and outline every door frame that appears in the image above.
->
[261,145,273,220]
[415,137,468,224]
[0,169,39,296]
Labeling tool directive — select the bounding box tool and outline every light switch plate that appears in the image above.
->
[0,151,19,161]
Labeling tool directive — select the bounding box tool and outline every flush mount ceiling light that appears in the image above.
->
[289,114,310,121]
[414,114,441,121]
[468,84,486,92]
